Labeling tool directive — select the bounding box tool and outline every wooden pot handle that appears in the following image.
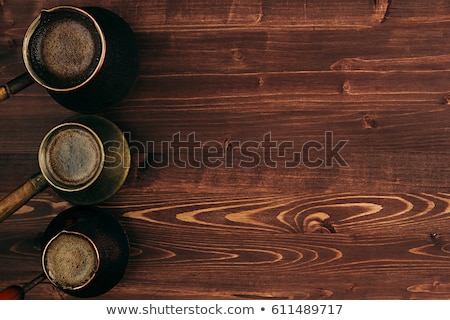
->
[0,172,49,223]
[0,72,35,102]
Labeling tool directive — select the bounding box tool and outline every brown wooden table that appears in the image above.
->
[1,0,450,299]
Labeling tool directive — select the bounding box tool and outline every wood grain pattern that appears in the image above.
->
[3,192,450,299]
[1,0,450,300]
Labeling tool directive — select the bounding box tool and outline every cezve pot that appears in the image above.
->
[0,6,139,113]
[0,114,130,223]
[41,206,130,298]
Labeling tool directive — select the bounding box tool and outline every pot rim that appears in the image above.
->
[22,5,107,92]
[41,230,100,291]
[52,115,131,205]
[38,121,106,193]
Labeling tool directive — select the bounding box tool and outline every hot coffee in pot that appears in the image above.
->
[26,8,104,90]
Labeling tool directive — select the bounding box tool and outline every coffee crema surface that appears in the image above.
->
[43,125,103,189]
[43,232,99,290]
[42,20,96,79]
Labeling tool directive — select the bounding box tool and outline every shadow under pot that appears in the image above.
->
[0,114,130,223]
[0,5,139,113]
[41,206,129,298]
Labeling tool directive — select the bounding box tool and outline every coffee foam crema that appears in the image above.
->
[43,232,99,290]
[41,124,103,190]
[41,20,96,80]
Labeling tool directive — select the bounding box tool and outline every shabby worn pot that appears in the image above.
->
[41,206,129,297]
[0,6,139,112]
[0,114,130,223]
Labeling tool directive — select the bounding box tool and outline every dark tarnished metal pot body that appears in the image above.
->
[42,114,131,205]
[23,6,139,113]
[0,114,130,224]
[41,206,129,298]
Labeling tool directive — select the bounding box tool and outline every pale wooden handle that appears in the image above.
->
[0,173,49,223]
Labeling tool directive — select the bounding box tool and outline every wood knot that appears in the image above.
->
[445,94,450,105]
[223,138,235,153]
[258,76,264,87]
[303,212,336,234]
[231,48,244,62]
[341,81,351,94]
[347,284,356,292]
[430,233,445,246]
[364,115,377,129]
[373,0,390,23]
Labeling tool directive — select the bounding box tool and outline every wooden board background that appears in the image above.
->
[1,0,450,299]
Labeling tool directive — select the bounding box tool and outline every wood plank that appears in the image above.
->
[1,192,450,299]
[1,0,450,300]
